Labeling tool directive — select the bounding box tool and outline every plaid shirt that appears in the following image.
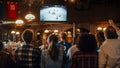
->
[70,51,98,68]
[15,45,41,68]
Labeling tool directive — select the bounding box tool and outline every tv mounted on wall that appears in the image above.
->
[40,5,67,22]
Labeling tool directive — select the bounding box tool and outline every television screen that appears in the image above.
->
[40,5,67,22]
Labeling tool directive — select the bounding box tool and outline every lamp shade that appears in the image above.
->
[15,19,24,26]
[25,13,35,22]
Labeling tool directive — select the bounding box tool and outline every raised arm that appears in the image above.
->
[109,19,120,39]
[108,19,120,31]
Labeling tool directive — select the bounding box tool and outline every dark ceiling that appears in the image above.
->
[0,0,120,23]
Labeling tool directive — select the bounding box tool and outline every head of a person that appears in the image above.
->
[95,31,105,46]
[0,41,4,51]
[72,34,80,45]
[60,33,67,41]
[79,27,90,34]
[104,26,118,39]
[76,34,97,53]
[47,34,59,61]
[47,34,58,47]
[22,29,33,44]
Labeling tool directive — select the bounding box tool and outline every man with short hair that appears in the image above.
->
[15,29,41,68]
[99,20,120,68]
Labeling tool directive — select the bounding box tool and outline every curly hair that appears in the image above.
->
[76,34,97,53]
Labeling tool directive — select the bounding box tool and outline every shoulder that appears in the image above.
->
[68,45,76,52]
[73,51,82,55]
[65,42,71,46]
[100,40,108,49]
[0,51,9,55]
[42,49,49,54]
[71,45,77,49]
[31,47,41,54]
[41,49,49,57]
[0,51,11,59]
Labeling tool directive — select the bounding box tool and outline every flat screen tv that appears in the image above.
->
[40,5,67,22]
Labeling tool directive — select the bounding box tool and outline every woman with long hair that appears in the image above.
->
[41,34,64,68]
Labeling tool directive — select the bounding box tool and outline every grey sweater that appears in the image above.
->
[41,49,64,68]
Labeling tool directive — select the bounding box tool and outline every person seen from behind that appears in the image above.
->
[0,41,16,68]
[57,33,71,68]
[68,27,90,59]
[99,20,120,68]
[15,29,41,68]
[41,34,64,68]
[70,33,98,68]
